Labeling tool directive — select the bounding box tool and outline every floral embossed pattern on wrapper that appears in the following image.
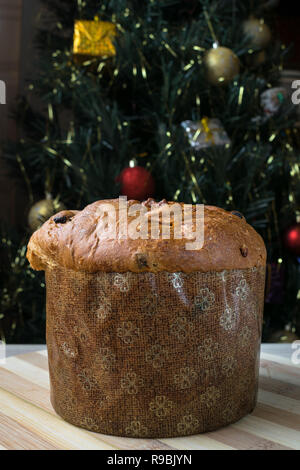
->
[27,199,266,438]
[73,19,117,58]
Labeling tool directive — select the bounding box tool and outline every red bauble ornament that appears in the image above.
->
[116,166,155,201]
[283,223,300,256]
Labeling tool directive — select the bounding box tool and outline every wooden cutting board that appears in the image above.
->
[0,349,299,450]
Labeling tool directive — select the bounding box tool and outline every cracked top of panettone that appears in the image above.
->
[26,198,266,273]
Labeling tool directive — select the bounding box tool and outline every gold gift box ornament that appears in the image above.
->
[181,117,231,151]
[73,17,117,58]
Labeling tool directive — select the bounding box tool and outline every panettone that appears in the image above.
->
[27,198,266,273]
[27,198,266,438]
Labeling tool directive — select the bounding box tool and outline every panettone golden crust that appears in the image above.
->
[27,199,266,273]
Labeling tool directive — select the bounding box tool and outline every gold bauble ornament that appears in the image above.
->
[243,17,271,49]
[204,46,240,86]
[28,198,65,232]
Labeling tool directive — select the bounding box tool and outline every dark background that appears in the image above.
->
[0,0,300,229]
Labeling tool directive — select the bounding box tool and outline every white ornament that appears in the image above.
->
[260,87,287,116]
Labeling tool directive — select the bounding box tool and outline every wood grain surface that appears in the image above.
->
[0,348,299,450]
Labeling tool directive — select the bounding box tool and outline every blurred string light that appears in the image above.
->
[173,189,181,201]
[238,86,244,107]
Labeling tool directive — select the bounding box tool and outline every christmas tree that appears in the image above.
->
[1,0,299,343]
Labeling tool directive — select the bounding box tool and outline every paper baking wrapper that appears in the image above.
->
[46,265,265,438]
